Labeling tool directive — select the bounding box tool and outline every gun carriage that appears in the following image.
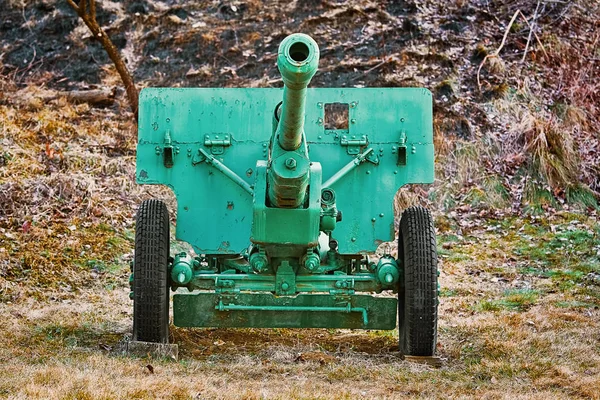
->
[132,33,438,356]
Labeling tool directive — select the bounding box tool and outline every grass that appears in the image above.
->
[513,223,600,294]
[476,289,539,312]
[1,289,598,399]
[2,210,597,398]
[0,100,175,301]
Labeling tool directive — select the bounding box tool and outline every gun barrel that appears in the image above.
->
[276,34,320,151]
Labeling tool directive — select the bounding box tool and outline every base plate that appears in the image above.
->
[403,355,442,368]
[173,292,398,330]
[125,340,179,361]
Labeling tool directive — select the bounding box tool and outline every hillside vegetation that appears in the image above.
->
[0,0,599,398]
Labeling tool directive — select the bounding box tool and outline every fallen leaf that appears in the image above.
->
[168,15,184,24]
[22,221,31,233]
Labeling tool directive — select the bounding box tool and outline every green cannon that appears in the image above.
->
[132,33,438,356]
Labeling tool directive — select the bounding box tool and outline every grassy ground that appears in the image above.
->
[1,212,598,399]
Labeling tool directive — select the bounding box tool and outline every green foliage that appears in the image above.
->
[554,301,597,308]
[477,300,502,312]
[514,221,599,291]
[566,185,598,210]
[476,289,539,312]
[500,289,539,310]
[439,288,458,297]
[522,176,557,215]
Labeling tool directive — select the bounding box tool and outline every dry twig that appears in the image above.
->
[522,1,543,63]
[477,8,549,90]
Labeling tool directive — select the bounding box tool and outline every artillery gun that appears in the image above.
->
[132,33,437,356]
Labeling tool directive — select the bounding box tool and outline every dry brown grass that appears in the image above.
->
[0,94,175,301]
[1,233,599,399]
[2,178,599,399]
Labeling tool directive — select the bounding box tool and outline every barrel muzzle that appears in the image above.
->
[276,33,320,151]
[277,33,320,90]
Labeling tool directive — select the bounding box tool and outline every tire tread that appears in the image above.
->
[399,206,438,356]
[133,199,170,343]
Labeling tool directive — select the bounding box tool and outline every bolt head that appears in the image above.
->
[306,259,319,271]
[284,157,297,169]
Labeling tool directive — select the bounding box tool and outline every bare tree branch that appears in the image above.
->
[66,0,138,121]
[477,9,549,91]
[90,0,97,23]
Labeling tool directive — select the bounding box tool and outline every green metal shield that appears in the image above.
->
[137,88,433,255]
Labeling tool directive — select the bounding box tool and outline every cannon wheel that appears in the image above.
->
[133,199,170,343]
[398,206,438,356]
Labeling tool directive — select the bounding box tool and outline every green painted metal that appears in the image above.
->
[251,161,321,258]
[185,270,391,294]
[276,33,320,151]
[216,302,369,326]
[267,34,320,209]
[376,256,401,288]
[136,33,434,332]
[171,252,193,285]
[195,148,253,195]
[173,292,397,329]
[137,86,433,255]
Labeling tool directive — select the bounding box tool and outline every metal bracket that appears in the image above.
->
[323,147,377,188]
[340,135,368,155]
[275,260,296,295]
[204,134,232,155]
[333,279,356,290]
[163,130,174,168]
[215,277,238,294]
[192,148,253,195]
[397,131,407,166]
[365,150,379,165]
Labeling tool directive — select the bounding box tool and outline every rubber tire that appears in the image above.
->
[398,206,438,356]
[133,199,170,343]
